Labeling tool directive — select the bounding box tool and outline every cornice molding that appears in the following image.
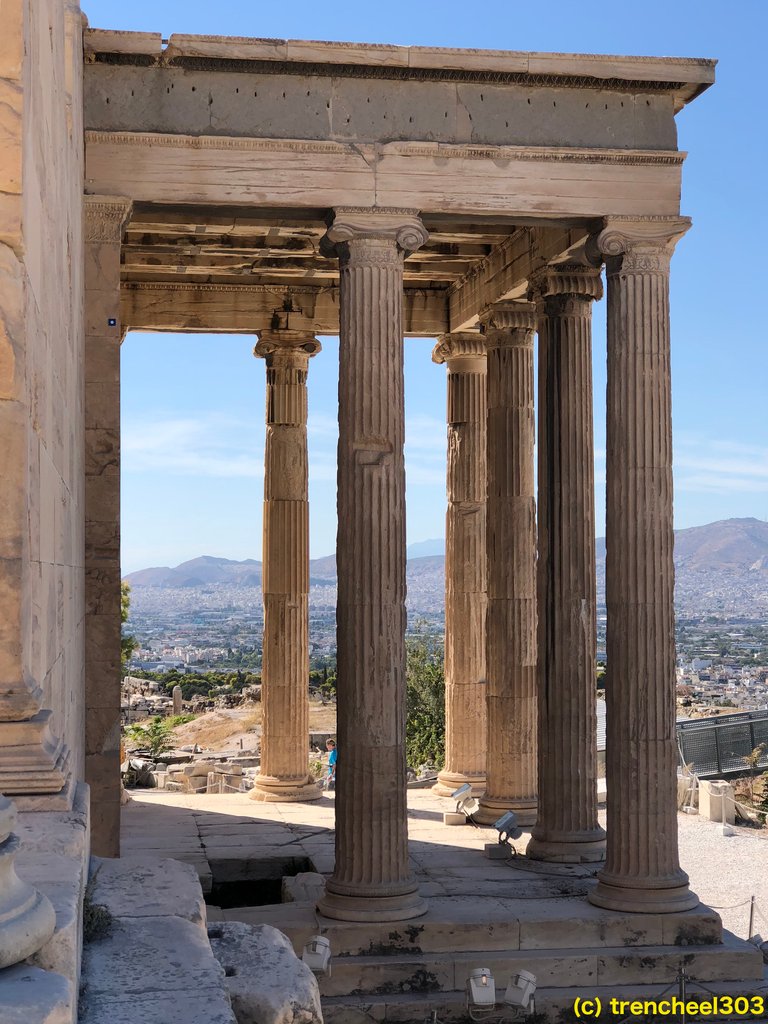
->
[85,132,685,168]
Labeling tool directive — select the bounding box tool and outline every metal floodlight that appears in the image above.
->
[504,970,536,1011]
[467,967,496,1008]
[302,935,332,975]
[452,783,480,818]
[494,811,523,845]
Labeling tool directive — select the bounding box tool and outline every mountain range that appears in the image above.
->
[124,518,768,588]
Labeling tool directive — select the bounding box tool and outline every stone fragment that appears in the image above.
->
[281,871,326,904]
[209,921,322,1024]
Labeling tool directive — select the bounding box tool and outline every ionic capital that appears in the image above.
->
[432,332,487,372]
[589,216,691,276]
[254,329,321,369]
[321,207,429,262]
[529,262,603,304]
[478,301,537,347]
[84,195,132,243]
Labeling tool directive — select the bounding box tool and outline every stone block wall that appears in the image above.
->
[0,0,86,795]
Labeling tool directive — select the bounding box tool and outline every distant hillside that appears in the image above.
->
[125,519,768,589]
[595,518,768,573]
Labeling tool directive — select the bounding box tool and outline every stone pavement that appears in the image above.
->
[121,789,767,1021]
[122,787,768,930]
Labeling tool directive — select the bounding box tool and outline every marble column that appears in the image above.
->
[432,333,488,798]
[84,195,132,857]
[250,329,322,803]
[588,217,698,913]
[0,793,55,968]
[528,265,606,863]
[317,208,428,922]
[475,303,538,827]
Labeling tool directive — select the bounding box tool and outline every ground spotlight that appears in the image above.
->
[504,969,536,1012]
[466,967,496,1019]
[302,935,332,975]
[494,811,523,847]
[453,783,479,817]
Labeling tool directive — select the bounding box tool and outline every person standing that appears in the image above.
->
[326,739,337,790]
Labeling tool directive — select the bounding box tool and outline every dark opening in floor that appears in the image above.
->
[205,855,313,908]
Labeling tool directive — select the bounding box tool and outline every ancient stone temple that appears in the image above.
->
[3,4,763,1023]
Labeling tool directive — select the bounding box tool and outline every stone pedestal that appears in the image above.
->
[0,793,56,969]
[528,266,606,864]
[83,195,132,857]
[475,304,538,827]
[250,329,322,804]
[431,333,487,798]
[317,208,428,922]
[588,217,698,913]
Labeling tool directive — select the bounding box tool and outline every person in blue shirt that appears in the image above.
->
[326,739,337,789]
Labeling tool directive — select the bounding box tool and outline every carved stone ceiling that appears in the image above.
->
[122,204,517,294]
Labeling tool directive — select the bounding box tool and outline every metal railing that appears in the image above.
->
[676,709,768,778]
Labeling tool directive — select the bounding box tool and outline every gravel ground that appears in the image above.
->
[677,813,768,940]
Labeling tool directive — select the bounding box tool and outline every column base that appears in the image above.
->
[0,835,56,969]
[249,775,323,803]
[0,713,71,800]
[527,828,606,864]
[317,887,428,923]
[589,870,699,914]
[432,770,486,798]
[474,794,537,827]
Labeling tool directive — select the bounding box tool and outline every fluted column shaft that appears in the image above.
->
[251,331,322,803]
[589,217,698,913]
[318,208,428,922]
[475,304,538,827]
[433,334,488,797]
[528,267,606,863]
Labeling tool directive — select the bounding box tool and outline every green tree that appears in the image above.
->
[125,716,174,757]
[405,628,445,771]
[120,581,138,672]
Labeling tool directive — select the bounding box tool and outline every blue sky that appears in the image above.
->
[94,0,768,572]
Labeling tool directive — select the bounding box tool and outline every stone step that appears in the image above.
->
[317,933,762,998]
[79,856,236,1024]
[221,896,723,956]
[322,966,768,1024]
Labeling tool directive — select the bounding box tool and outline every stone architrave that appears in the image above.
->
[84,195,132,858]
[317,208,429,922]
[528,264,606,863]
[588,216,698,913]
[0,793,56,968]
[475,303,538,827]
[431,333,488,798]
[250,329,322,803]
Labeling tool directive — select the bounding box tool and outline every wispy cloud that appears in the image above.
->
[123,408,451,486]
[123,413,265,478]
[675,436,768,495]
